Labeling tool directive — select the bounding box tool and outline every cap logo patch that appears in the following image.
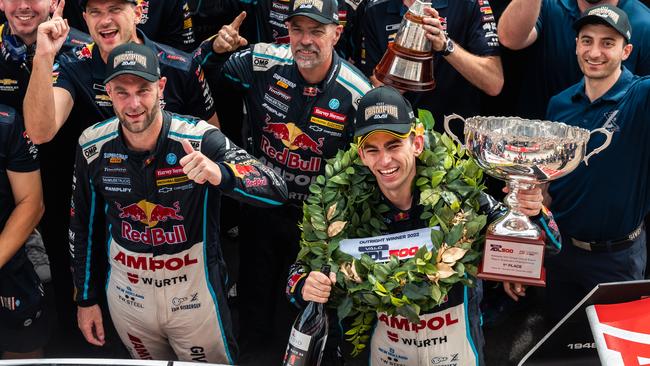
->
[294,0,324,11]
[365,104,398,121]
[113,51,148,68]
[588,6,620,23]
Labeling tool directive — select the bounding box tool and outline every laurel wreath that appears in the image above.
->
[297,111,488,355]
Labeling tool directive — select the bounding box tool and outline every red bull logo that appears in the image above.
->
[262,122,324,154]
[225,163,261,179]
[76,45,93,59]
[116,200,186,245]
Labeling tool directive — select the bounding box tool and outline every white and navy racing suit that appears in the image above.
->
[195,40,372,343]
[69,111,288,363]
[287,190,561,365]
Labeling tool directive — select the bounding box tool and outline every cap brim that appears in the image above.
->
[286,13,338,25]
[355,123,413,146]
[81,0,137,9]
[104,70,159,84]
[573,16,628,40]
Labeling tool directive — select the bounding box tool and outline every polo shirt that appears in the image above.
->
[0,22,91,110]
[546,68,650,241]
[518,0,650,119]
[360,0,500,128]
[136,0,196,51]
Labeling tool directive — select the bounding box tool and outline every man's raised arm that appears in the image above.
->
[497,0,542,50]
[23,0,74,144]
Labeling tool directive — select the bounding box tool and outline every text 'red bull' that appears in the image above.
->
[121,222,187,245]
[260,135,321,172]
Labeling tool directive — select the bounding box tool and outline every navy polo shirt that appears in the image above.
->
[360,0,499,128]
[547,68,650,241]
[136,0,196,51]
[0,105,39,230]
[0,23,91,110]
[517,0,650,119]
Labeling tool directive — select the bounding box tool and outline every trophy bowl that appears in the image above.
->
[444,114,613,239]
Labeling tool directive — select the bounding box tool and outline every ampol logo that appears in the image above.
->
[263,122,324,154]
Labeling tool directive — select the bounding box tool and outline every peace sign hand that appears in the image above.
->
[36,0,70,58]
[212,11,249,54]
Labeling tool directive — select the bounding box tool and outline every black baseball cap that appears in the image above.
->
[80,0,138,10]
[286,0,339,25]
[354,86,417,146]
[104,43,160,84]
[573,4,631,43]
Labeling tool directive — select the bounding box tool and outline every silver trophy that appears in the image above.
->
[444,114,613,285]
[373,0,435,91]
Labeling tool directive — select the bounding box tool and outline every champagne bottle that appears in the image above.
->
[282,265,330,366]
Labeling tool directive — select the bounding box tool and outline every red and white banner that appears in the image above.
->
[586,297,650,366]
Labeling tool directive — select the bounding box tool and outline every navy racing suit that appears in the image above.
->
[287,190,561,365]
[69,111,288,363]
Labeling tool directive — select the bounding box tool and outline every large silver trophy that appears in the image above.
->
[373,0,435,91]
[444,114,612,286]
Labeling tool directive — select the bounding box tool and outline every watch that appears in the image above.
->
[442,38,455,56]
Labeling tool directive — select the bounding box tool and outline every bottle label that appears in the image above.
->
[288,327,311,351]
[283,327,313,366]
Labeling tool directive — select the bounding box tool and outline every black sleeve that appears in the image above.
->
[201,128,288,206]
[217,47,255,93]
[6,115,39,173]
[69,144,100,306]
[183,58,216,121]
[358,5,384,77]
[160,0,196,51]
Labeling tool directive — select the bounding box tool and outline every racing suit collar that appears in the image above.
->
[116,110,172,160]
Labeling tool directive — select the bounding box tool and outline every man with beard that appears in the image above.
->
[498,0,650,119]
[70,42,287,362]
[22,0,216,338]
[544,5,650,322]
[198,0,371,358]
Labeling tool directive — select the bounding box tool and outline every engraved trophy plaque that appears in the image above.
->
[444,114,613,286]
[373,0,435,91]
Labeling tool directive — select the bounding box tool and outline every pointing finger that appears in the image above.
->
[180,139,195,155]
[53,0,66,19]
[230,11,247,30]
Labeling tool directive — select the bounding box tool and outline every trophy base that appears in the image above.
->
[477,233,547,287]
[374,43,435,92]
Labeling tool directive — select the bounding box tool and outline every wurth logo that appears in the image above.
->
[114,252,198,271]
[127,273,188,287]
[128,333,152,360]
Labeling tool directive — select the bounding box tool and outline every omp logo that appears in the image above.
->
[253,57,270,67]
[83,145,98,158]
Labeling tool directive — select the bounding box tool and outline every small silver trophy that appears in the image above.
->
[373,0,435,91]
[444,114,612,285]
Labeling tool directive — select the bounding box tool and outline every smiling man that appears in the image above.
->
[544,4,650,323]
[69,43,287,362]
[199,0,372,357]
[288,86,561,365]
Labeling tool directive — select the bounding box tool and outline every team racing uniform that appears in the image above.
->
[0,105,47,354]
[69,111,288,363]
[288,190,561,365]
[196,41,371,343]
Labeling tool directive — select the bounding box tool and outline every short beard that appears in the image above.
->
[118,93,161,134]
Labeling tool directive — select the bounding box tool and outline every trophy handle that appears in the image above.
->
[583,127,613,166]
[443,113,465,148]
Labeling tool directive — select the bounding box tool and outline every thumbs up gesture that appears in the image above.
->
[212,11,249,54]
[36,0,70,58]
[179,139,222,186]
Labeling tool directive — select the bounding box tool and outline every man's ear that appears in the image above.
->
[413,134,425,157]
[622,43,634,61]
[358,146,368,166]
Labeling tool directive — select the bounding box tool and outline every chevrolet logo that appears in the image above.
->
[0,79,18,86]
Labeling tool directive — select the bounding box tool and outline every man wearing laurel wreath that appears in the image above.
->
[287,86,562,365]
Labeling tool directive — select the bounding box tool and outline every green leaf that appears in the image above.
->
[430,171,446,187]
[345,166,355,175]
[330,175,349,185]
[396,303,421,323]
[316,175,326,185]
[430,229,444,247]
[465,215,487,238]
[338,297,353,320]
[418,109,435,130]
[325,164,334,178]
[445,224,464,246]
[430,285,442,303]
[370,218,382,229]
[416,177,430,187]
[402,283,430,300]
